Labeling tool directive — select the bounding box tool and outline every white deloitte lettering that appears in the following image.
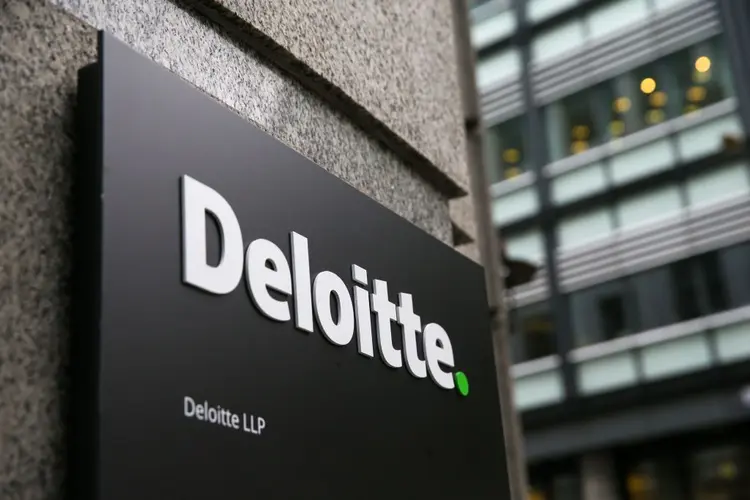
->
[180,175,456,390]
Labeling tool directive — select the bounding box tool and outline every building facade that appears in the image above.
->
[0,1,479,497]
[471,0,750,499]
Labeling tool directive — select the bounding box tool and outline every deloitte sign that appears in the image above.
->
[69,33,508,500]
[181,175,470,396]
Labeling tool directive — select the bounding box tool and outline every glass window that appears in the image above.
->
[485,117,527,183]
[608,70,648,140]
[691,446,750,500]
[687,161,750,209]
[544,36,734,161]
[470,0,503,9]
[718,243,750,309]
[628,248,749,334]
[510,301,557,363]
[631,258,711,331]
[476,48,523,90]
[570,280,638,347]
[471,9,517,48]
[527,0,577,24]
[653,0,691,10]
[634,59,673,128]
[668,258,704,321]
[693,251,729,315]
[616,184,683,231]
[551,472,581,500]
[625,460,683,500]
[631,267,681,330]
[661,37,735,118]
[527,486,547,500]
[545,85,610,162]
[531,19,586,64]
[505,227,545,264]
[557,205,615,249]
[585,0,649,41]
[528,461,581,500]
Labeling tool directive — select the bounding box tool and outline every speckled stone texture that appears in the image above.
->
[216,0,470,194]
[50,0,454,244]
[0,2,96,498]
[51,0,469,198]
[1,0,461,497]
[450,195,477,244]
[456,243,481,264]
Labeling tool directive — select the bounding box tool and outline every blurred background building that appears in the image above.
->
[469,0,750,499]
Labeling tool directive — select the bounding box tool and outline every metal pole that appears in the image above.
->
[450,3,529,500]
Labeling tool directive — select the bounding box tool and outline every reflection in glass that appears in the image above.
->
[570,280,637,347]
[568,245,750,348]
[485,117,527,183]
[694,251,729,314]
[631,267,680,330]
[510,301,557,362]
[543,36,734,161]
[626,460,682,500]
[608,71,645,140]
[692,446,750,500]
[662,37,734,117]
[472,0,513,9]
[668,259,703,321]
[545,88,608,162]
[719,243,750,309]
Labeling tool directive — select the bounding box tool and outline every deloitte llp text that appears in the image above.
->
[180,175,469,395]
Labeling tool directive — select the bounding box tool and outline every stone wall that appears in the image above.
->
[0,0,472,497]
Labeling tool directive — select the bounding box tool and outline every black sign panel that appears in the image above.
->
[70,32,509,500]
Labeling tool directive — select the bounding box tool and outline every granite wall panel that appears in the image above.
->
[0,0,465,497]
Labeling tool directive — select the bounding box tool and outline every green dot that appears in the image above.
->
[455,371,469,397]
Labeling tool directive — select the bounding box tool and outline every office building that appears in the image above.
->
[0,1,474,497]
[471,0,750,498]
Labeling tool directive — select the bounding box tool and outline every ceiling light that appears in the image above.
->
[609,120,625,137]
[695,56,712,73]
[572,125,590,140]
[613,97,631,113]
[504,166,522,179]
[646,109,665,125]
[502,148,520,164]
[570,141,589,154]
[687,86,707,102]
[684,104,700,115]
[640,78,656,94]
[649,91,667,108]
[693,69,711,83]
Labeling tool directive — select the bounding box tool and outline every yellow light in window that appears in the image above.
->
[649,90,668,108]
[526,318,553,331]
[695,55,712,73]
[572,125,590,140]
[502,148,521,164]
[528,488,545,500]
[693,69,711,83]
[687,85,707,102]
[684,103,700,115]
[640,77,657,94]
[613,96,631,113]
[504,166,522,179]
[646,109,665,124]
[718,461,738,480]
[627,474,653,494]
[609,120,625,137]
[570,140,589,154]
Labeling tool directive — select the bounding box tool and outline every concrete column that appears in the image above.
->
[0,0,474,496]
[582,452,622,500]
